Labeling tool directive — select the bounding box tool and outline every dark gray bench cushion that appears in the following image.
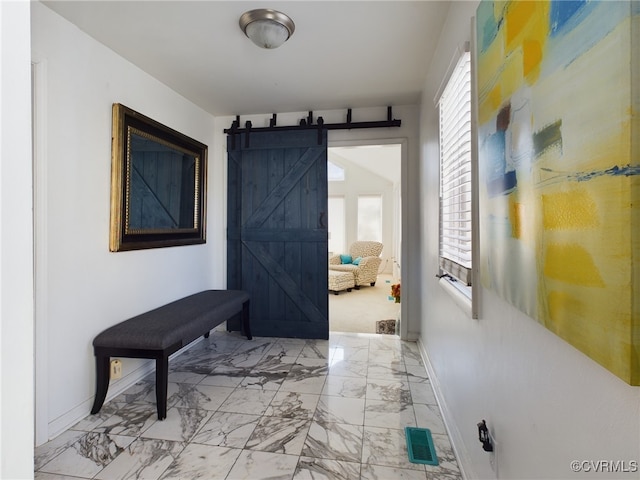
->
[93,290,250,351]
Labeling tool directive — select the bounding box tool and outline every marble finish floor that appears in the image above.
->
[35,331,462,480]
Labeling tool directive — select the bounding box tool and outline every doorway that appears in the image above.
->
[327,143,402,334]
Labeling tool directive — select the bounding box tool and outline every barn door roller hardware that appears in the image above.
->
[225,107,401,148]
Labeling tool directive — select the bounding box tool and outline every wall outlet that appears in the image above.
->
[110,359,122,379]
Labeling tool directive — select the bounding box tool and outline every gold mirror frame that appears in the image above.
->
[109,104,207,251]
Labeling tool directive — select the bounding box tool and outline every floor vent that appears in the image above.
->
[405,427,439,465]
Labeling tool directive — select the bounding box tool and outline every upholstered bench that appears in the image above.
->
[328,270,355,295]
[91,290,251,420]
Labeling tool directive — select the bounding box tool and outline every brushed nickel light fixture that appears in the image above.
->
[239,9,295,49]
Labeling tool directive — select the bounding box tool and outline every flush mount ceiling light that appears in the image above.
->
[239,9,295,49]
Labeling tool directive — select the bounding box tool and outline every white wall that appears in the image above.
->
[1,2,35,477]
[419,2,640,479]
[32,2,223,441]
[328,152,395,274]
[214,106,420,340]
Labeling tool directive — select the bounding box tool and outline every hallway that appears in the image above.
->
[35,330,461,479]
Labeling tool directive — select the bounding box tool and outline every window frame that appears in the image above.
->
[436,43,479,319]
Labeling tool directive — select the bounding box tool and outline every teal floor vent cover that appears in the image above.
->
[405,427,439,466]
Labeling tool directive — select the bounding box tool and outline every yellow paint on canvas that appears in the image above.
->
[545,288,633,381]
[488,84,503,116]
[477,28,506,123]
[542,189,599,230]
[500,49,525,104]
[509,198,524,239]
[504,1,536,47]
[547,290,584,322]
[522,40,543,81]
[477,1,639,384]
[504,0,549,84]
[478,0,549,123]
[478,50,523,124]
[543,243,605,287]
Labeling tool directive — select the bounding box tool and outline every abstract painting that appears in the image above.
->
[476,0,639,384]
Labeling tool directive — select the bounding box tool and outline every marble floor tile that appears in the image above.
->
[366,378,412,403]
[413,403,447,435]
[251,354,297,374]
[293,456,361,480]
[367,362,407,379]
[280,362,328,394]
[35,473,92,480]
[331,334,371,348]
[217,387,277,415]
[331,345,370,363]
[233,337,276,355]
[225,449,299,480]
[211,352,265,372]
[425,432,463,479]
[38,432,136,478]
[35,332,462,480]
[360,464,428,479]
[166,371,206,384]
[364,399,417,429]
[265,341,306,358]
[264,391,320,419]
[158,443,241,480]
[140,407,212,443]
[409,381,438,405]
[93,437,185,480]
[368,348,403,364]
[35,430,87,471]
[167,383,235,411]
[313,395,365,425]
[321,375,367,398]
[191,411,259,448]
[406,363,430,382]
[90,402,158,437]
[240,372,289,391]
[198,372,245,388]
[361,426,424,471]
[302,421,363,463]
[401,347,424,367]
[245,416,311,455]
[110,381,156,406]
[299,341,332,360]
[327,359,368,378]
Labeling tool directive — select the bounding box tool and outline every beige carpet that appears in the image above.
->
[329,274,401,334]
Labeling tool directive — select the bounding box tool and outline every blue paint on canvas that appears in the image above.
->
[477,1,501,53]
[550,0,587,35]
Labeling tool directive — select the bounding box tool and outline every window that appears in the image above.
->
[439,51,472,287]
[358,195,382,242]
[327,161,345,181]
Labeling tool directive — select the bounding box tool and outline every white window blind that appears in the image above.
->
[439,52,472,286]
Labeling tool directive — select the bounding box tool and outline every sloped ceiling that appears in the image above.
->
[330,144,401,185]
[42,1,451,116]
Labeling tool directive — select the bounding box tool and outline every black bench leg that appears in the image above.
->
[242,300,252,340]
[91,355,110,415]
[155,355,169,420]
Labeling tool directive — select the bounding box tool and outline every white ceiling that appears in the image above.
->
[42,1,451,117]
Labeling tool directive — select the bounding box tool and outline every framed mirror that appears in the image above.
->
[109,104,207,251]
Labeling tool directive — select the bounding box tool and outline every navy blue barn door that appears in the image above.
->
[227,129,328,339]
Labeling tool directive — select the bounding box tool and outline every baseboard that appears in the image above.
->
[417,337,475,480]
